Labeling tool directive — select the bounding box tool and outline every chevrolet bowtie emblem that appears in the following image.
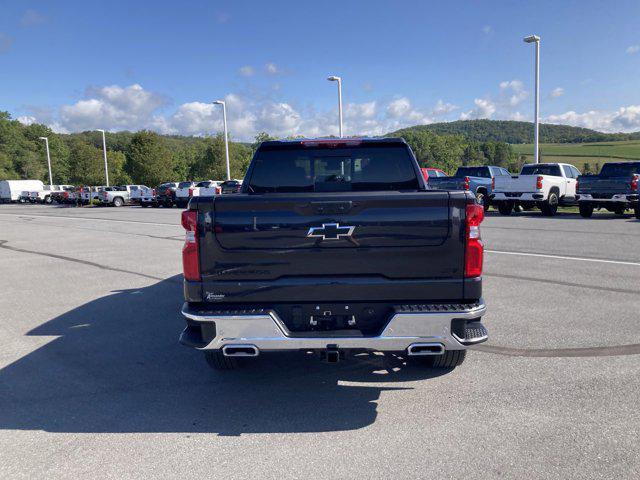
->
[307,223,355,241]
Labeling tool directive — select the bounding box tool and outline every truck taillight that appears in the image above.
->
[188,188,194,197]
[181,210,200,281]
[215,187,221,195]
[536,176,543,189]
[152,189,156,196]
[464,203,484,278]
[491,177,495,190]
[63,191,69,199]
[631,175,638,191]
[575,178,579,191]
[463,176,470,190]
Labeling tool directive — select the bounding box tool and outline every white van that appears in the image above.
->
[0,180,45,203]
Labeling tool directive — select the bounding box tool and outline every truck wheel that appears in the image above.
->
[141,203,148,208]
[579,203,593,218]
[416,350,466,369]
[475,191,489,212]
[497,202,513,216]
[113,197,124,207]
[540,192,559,216]
[614,206,625,216]
[44,196,52,204]
[635,206,640,219]
[205,351,239,370]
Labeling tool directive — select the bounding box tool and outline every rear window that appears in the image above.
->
[599,163,640,177]
[454,167,489,178]
[521,164,562,176]
[247,144,420,193]
[178,182,193,188]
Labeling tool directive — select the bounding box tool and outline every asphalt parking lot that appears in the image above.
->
[0,204,639,479]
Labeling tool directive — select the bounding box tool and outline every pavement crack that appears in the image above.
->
[0,239,181,283]
[484,272,640,296]
[473,343,640,358]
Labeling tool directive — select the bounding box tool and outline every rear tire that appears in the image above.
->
[497,202,514,216]
[112,197,124,207]
[540,192,559,216]
[579,203,593,218]
[635,206,640,219]
[141,203,148,208]
[416,350,467,369]
[205,351,239,370]
[614,206,625,216]
[475,191,489,212]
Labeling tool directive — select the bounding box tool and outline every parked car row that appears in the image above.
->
[1,179,244,207]
[425,161,640,218]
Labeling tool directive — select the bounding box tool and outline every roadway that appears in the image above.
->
[0,204,638,479]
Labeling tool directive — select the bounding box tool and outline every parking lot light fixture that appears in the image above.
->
[96,129,110,187]
[327,76,343,138]
[38,137,53,186]
[213,100,231,180]
[523,34,541,164]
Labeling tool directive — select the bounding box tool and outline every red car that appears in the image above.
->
[421,168,447,183]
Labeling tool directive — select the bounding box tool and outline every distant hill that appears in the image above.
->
[391,120,640,144]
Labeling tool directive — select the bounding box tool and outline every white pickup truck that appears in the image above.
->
[130,185,157,207]
[27,184,73,204]
[99,185,144,207]
[491,163,580,216]
[175,180,221,208]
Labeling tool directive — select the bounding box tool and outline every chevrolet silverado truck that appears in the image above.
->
[428,165,512,211]
[491,162,580,216]
[99,185,143,206]
[576,162,640,219]
[179,138,488,370]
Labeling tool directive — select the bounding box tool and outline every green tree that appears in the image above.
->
[125,131,175,186]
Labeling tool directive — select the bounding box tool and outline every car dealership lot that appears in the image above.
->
[0,205,639,479]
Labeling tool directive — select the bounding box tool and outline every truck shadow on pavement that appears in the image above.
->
[0,275,450,435]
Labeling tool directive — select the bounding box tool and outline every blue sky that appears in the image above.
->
[1,0,640,140]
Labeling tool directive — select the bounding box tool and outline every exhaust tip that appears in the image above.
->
[222,344,259,357]
[407,343,445,356]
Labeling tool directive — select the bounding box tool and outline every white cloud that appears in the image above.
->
[387,97,412,118]
[0,33,13,54]
[460,98,496,120]
[482,25,493,35]
[238,65,254,77]
[21,9,46,27]
[626,45,639,54]
[17,115,36,125]
[545,105,640,132]
[499,79,527,106]
[265,62,279,75]
[549,87,564,99]
[345,101,376,119]
[59,84,168,132]
[432,99,458,116]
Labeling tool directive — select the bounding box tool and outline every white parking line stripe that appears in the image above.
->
[0,212,176,227]
[486,249,640,267]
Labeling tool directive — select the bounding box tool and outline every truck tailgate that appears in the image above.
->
[494,175,536,192]
[192,191,470,303]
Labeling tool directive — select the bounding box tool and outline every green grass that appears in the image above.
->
[511,140,640,173]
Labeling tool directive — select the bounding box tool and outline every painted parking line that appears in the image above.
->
[486,249,640,267]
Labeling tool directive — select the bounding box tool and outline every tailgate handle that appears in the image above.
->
[311,201,353,215]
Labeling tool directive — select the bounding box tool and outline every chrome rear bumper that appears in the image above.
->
[180,301,487,353]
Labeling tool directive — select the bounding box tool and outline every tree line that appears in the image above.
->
[1,110,522,187]
[400,119,640,144]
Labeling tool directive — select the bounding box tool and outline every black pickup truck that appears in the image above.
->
[576,162,640,218]
[179,138,487,370]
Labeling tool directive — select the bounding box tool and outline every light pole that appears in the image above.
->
[213,100,231,180]
[38,137,53,186]
[524,34,540,163]
[96,129,110,186]
[327,75,343,138]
